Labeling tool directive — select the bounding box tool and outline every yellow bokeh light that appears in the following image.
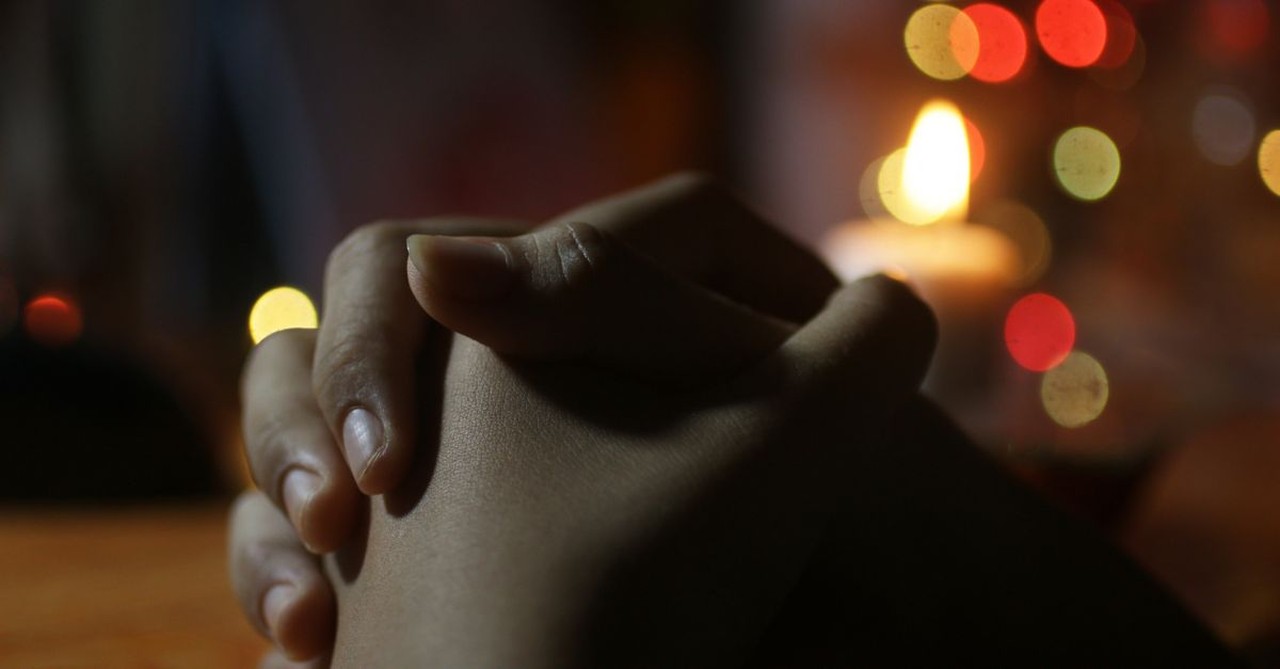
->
[876,148,912,223]
[859,153,891,218]
[904,4,979,81]
[248,286,318,344]
[1260,130,1280,197]
[1053,127,1121,201]
[1041,351,1109,429]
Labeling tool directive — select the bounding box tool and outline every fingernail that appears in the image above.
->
[407,234,515,301]
[343,407,384,479]
[281,468,321,538]
[262,583,296,638]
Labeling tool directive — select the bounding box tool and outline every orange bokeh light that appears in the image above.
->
[964,3,1029,83]
[1005,293,1076,372]
[1036,0,1108,68]
[24,294,83,347]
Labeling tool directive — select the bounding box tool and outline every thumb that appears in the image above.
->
[406,221,792,385]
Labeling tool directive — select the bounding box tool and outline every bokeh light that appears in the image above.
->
[248,286,318,344]
[1192,89,1256,166]
[900,100,971,225]
[859,154,891,219]
[875,148,912,222]
[1093,0,1137,69]
[1198,0,1270,62]
[905,4,979,81]
[964,3,1029,83]
[973,200,1053,286]
[1041,351,1109,428]
[1035,0,1108,68]
[1260,130,1280,197]
[1053,126,1121,201]
[1005,292,1075,372]
[24,294,84,348]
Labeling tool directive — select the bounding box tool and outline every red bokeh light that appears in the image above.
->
[964,3,1029,83]
[965,117,987,183]
[1198,0,1269,62]
[24,294,83,347]
[1005,293,1075,372]
[1035,0,1108,68]
[1094,0,1137,69]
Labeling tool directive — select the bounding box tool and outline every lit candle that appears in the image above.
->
[824,99,1021,396]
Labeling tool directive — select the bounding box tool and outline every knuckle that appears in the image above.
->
[310,335,368,414]
[528,222,612,297]
[326,221,404,285]
[244,416,297,497]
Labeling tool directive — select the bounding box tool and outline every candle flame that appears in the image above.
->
[900,100,970,225]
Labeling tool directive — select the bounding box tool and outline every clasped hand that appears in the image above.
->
[229,174,934,668]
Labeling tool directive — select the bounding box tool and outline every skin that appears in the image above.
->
[230,174,1242,667]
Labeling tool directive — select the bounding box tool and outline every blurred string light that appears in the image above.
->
[1192,88,1256,166]
[24,293,83,348]
[905,4,979,81]
[1053,126,1121,201]
[963,3,1030,83]
[1260,130,1280,197]
[1005,292,1075,372]
[248,286,318,344]
[1035,0,1108,68]
[1041,350,1109,428]
[973,200,1053,286]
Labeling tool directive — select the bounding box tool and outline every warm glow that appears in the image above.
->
[24,294,83,347]
[1041,351,1109,428]
[823,221,1019,284]
[899,100,971,226]
[905,4,980,81]
[1053,126,1121,201]
[249,286,318,344]
[1005,293,1075,372]
[1258,130,1280,197]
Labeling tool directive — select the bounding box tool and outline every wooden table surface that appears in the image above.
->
[0,503,270,668]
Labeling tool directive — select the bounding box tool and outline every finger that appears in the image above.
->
[547,172,839,324]
[767,275,937,406]
[229,491,336,662]
[313,218,528,494]
[242,329,358,553]
[407,221,795,383]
